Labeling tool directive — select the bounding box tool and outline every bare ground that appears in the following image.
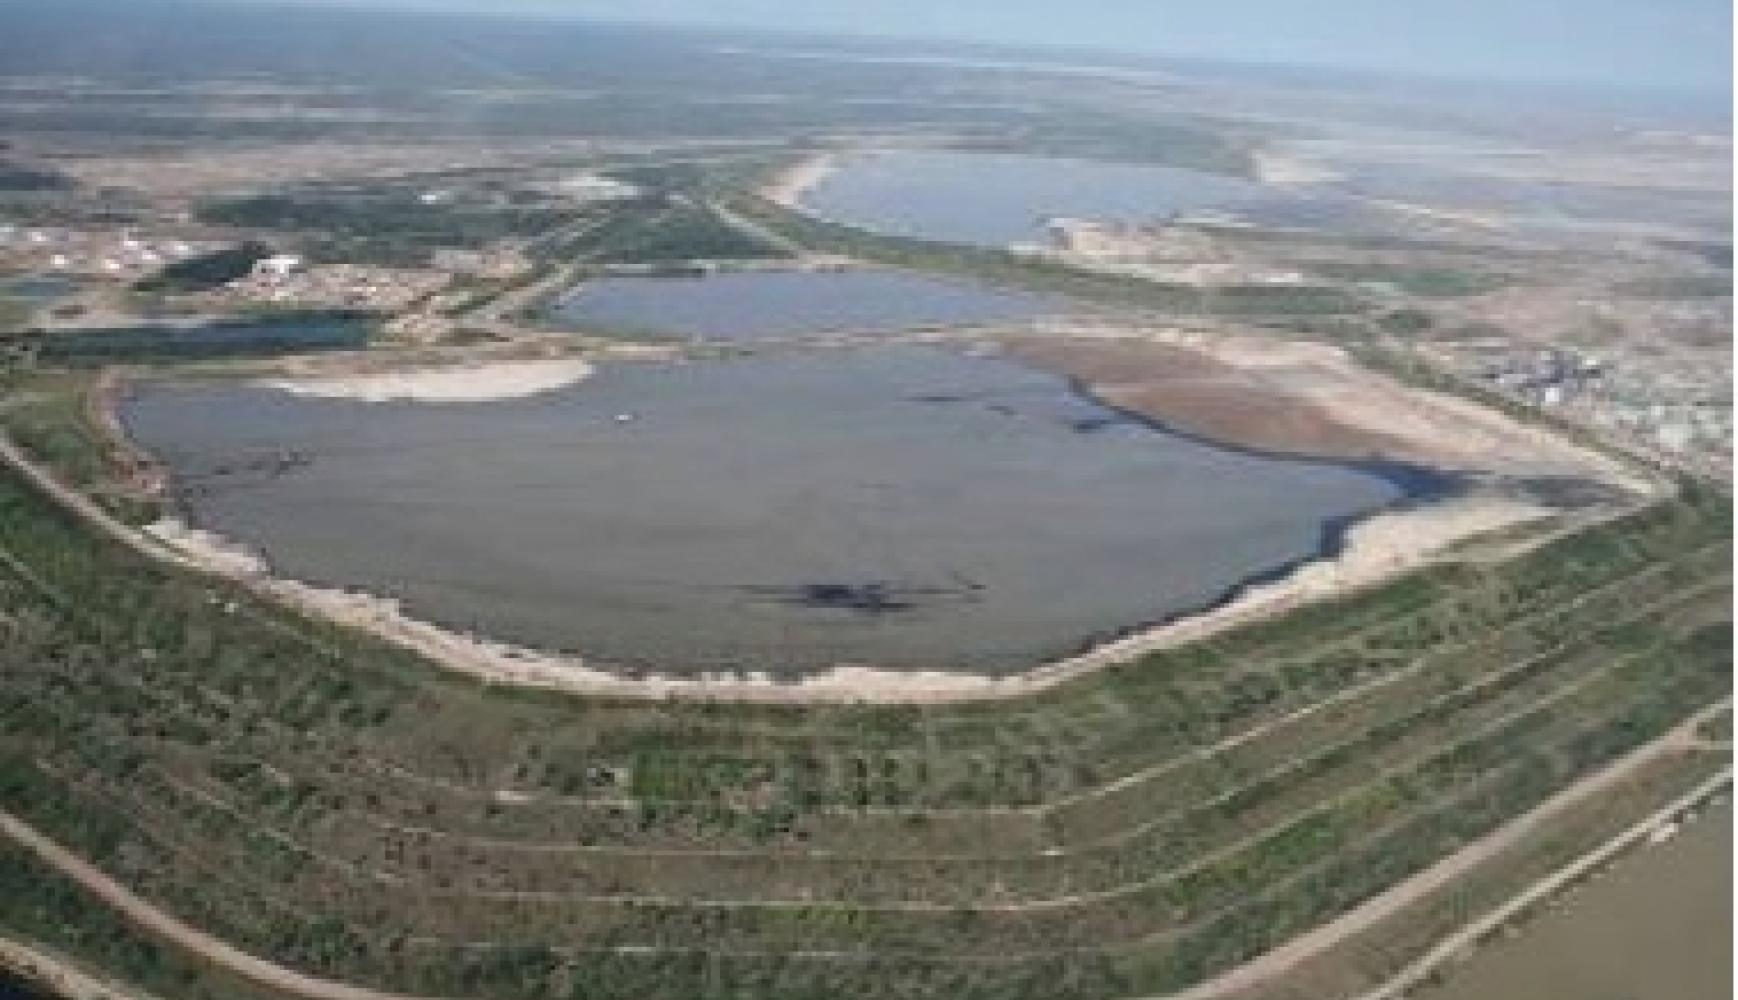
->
[1007,322,1652,490]
[758,152,838,209]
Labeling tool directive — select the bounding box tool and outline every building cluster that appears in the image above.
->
[1475,348,1607,408]
[1449,342,1732,476]
[0,225,220,280]
[212,258,452,311]
[1572,363,1733,472]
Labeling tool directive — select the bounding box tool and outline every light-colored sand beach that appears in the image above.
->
[256,357,595,403]
[139,492,1561,705]
[761,153,838,208]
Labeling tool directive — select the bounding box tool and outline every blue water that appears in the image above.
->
[801,150,1272,247]
[549,269,1070,341]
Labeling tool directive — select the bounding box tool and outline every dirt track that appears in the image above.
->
[1156,700,1732,1000]
[0,708,1723,1000]
[0,936,158,1000]
[0,809,423,1000]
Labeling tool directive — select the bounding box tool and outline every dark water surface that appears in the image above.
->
[548,270,1069,341]
[39,314,371,362]
[123,346,1414,676]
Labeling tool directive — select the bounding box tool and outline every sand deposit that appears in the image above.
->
[257,358,594,402]
[1011,322,1653,493]
[761,153,838,208]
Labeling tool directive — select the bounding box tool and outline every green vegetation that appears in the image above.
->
[197,190,584,267]
[539,196,791,265]
[1306,261,1516,298]
[1377,307,1435,335]
[0,844,285,1000]
[603,154,787,199]
[0,391,1727,1000]
[0,295,28,335]
[0,370,158,524]
[724,194,1363,317]
[27,312,374,365]
[133,241,273,294]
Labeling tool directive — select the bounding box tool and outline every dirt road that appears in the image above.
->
[1,704,1724,1000]
[1155,699,1732,1000]
[1355,762,1733,1000]
[0,811,428,1000]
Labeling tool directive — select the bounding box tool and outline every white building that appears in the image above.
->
[254,254,305,280]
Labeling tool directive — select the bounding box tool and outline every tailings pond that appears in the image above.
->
[1420,801,1732,1000]
[799,150,1369,247]
[122,345,1419,677]
[546,269,1070,341]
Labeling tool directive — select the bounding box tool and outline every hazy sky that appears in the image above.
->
[246,0,1733,93]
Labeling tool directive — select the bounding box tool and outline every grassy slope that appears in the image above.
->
[0,418,1728,999]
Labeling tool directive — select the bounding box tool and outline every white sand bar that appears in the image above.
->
[258,358,595,403]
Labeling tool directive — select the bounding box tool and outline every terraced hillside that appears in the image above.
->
[0,423,1729,1000]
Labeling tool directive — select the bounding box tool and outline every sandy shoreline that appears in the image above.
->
[761,152,838,208]
[73,327,1651,704]
[138,492,1557,704]
[256,357,595,403]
